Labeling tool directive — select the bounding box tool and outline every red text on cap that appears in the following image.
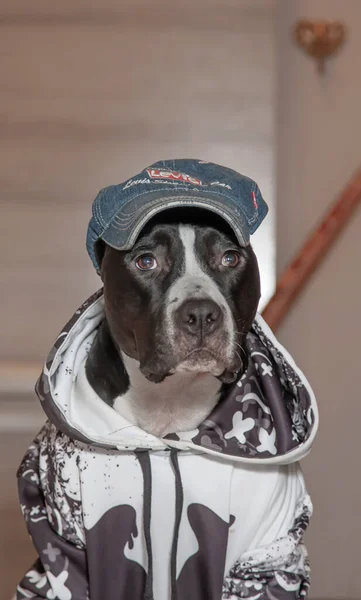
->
[147,168,202,186]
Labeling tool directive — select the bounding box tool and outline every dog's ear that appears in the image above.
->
[235,244,261,334]
[96,240,107,279]
[85,319,130,405]
[99,243,119,282]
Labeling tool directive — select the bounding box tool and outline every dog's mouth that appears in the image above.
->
[140,346,242,385]
[174,348,225,377]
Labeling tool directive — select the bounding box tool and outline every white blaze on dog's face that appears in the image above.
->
[166,226,235,377]
[101,212,261,384]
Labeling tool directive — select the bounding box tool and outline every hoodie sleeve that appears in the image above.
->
[15,424,89,600]
[222,469,313,600]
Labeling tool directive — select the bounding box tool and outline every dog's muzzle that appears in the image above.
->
[166,297,241,382]
[175,298,223,340]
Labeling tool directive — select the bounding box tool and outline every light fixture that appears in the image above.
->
[294,20,347,74]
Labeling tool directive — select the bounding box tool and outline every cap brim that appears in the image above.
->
[99,190,250,252]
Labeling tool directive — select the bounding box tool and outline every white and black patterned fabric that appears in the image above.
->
[14,291,318,600]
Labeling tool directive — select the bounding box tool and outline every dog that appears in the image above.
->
[14,160,317,600]
[86,209,260,437]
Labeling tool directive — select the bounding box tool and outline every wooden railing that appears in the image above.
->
[262,168,361,331]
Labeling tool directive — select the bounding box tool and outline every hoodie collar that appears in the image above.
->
[35,290,318,465]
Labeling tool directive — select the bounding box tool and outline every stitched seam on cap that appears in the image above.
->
[109,194,246,232]
[247,182,259,226]
[94,195,108,229]
[110,186,246,226]
[96,194,109,229]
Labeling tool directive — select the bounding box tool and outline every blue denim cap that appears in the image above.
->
[87,159,268,273]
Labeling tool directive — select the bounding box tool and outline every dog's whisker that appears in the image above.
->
[234,341,247,359]
[234,349,242,363]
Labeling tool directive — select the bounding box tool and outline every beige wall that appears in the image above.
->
[277,1,361,598]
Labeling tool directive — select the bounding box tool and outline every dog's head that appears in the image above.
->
[100,209,260,385]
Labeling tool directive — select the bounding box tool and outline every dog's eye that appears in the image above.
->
[221,251,240,268]
[136,254,158,271]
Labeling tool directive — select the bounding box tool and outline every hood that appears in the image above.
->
[35,290,318,465]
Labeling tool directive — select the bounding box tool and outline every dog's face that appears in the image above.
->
[101,211,260,384]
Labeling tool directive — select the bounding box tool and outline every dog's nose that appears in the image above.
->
[176,299,223,337]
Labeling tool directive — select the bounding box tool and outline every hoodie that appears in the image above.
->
[15,289,318,600]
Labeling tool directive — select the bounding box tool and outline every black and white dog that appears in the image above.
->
[86,210,260,436]
[15,162,316,600]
